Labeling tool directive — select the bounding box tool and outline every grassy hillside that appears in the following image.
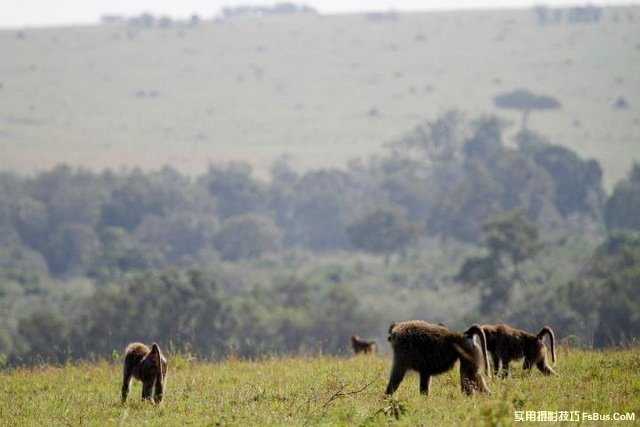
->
[0,7,639,188]
[1,348,638,426]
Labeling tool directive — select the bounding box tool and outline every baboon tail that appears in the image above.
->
[537,326,556,365]
[464,324,490,377]
[150,343,164,381]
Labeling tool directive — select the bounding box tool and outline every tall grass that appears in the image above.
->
[1,348,638,426]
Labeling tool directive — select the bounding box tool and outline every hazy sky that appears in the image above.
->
[2,0,637,28]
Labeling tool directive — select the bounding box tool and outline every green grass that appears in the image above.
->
[1,348,638,426]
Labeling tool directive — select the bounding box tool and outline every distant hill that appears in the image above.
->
[0,6,638,188]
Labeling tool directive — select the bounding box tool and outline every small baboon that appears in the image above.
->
[351,335,376,354]
[481,324,556,377]
[385,321,490,396]
[121,342,168,404]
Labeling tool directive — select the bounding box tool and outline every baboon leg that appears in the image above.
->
[500,358,511,377]
[385,364,407,395]
[419,371,432,395]
[121,367,133,403]
[523,358,533,371]
[460,372,475,395]
[141,380,155,401]
[460,368,490,395]
[474,373,491,394]
[491,353,500,376]
[536,360,556,376]
[153,372,164,403]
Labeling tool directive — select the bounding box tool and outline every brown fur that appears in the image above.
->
[121,342,168,404]
[351,335,376,354]
[385,321,491,396]
[481,324,556,377]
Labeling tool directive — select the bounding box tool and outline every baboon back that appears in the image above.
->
[483,324,526,360]
[389,321,459,374]
[124,342,150,379]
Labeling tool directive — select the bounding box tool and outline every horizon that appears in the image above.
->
[2,0,639,29]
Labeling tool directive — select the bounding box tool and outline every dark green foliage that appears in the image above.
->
[428,116,567,242]
[204,162,267,219]
[0,113,606,276]
[0,112,635,363]
[88,226,159,281]
[135,212,218,263]
[46,224,101,276]
[457,210,541,313]
[347,207,418,260]
[483,210,541,267]
[604,163,640,232]
[7,269,377,363]
[519,130,604,219]
[75,270,235,358]
[566,233,640,347]
[214,214,281,261]
[101,167,192,231]
[16,310,71,364]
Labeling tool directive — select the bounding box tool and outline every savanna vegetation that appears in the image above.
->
[0,348,638,426]
[1,4,639,425]
[1,5,638,188]
[1,110,639,366]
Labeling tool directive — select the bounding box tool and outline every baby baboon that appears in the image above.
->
[121,342,168,404]
[385,321,490,396]
[481,324,556,377]
[351,335,376,354]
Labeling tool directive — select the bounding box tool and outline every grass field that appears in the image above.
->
[1,7,639,188]
[1,348,638,426]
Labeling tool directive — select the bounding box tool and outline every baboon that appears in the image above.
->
[481,324,556,377]
[385,321,491,396]
[351,335,376,354]
[121,342,168,404]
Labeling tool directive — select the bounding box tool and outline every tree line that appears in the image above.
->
[1,111,639,364]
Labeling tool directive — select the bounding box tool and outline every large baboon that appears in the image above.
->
[351,335,376,354]
[121,342,168,404]
[481,324,556,377]
[385,321,491,396]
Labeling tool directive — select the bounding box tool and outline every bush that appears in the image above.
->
[214,214,281,261]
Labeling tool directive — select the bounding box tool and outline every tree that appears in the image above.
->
[76,270,235,358]
[101,167,191,231]
[463,116,506,161]
[347,207,418,263]
[494,89,561,130]
[45,224,101,276]
[604,163,640,232]
[213,214,281,261]
[15,309,71,364]
[135,212,218,263]
[288,169,355,250]
[204,163,267,219]
[392,110,465,162]
[566,233,640,347]
[88,226,160,281]
[457,210,541,313]
[518,130,604,219]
